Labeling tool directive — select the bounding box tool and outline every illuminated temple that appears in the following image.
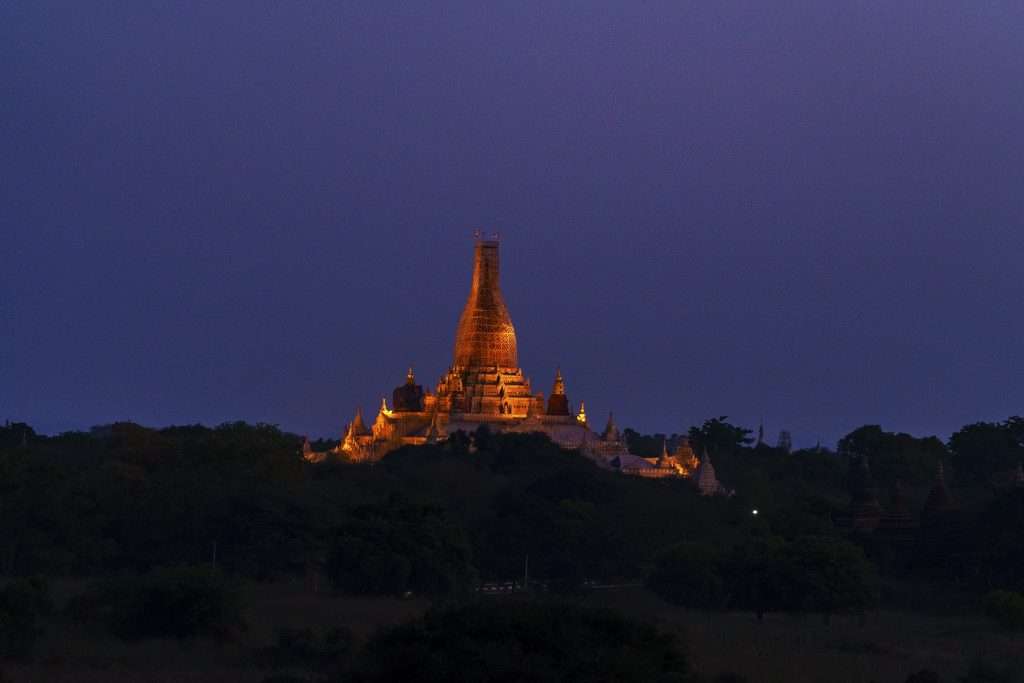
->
[315,235,718,487]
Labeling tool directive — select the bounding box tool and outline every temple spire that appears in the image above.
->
[657,438,671,468]
[552,367,565,396]
[453,237,517,368]
[696,449,722,496]
[601,412,619,441]
[546,367,570,416]
[350,408,368,435]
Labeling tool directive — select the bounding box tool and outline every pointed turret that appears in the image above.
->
[576,401,587,426]
[393,367,425,412]
[349,408,370,436]
[546,367,570,416]
[601,412,620,442]
[657,438,670,468]
[696,449,722,496]
[673,438,700,473]
[453,236,517,369]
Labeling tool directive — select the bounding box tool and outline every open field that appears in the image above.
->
[586,587,1022,683]
[3,581,1020,682]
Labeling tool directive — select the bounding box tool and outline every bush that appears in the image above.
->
[984,590,1024,631]
[648,543,727,609]
[348,601,688,682]
[648,536,878,618]
[261,626,353,669]
[0,577,51,659]
[326,501,476,596]
[960,659,1020,683]
[100,565,245,640]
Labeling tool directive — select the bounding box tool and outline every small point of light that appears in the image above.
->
[752,509,759,516]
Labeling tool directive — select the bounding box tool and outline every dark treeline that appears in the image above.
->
[2,418,1024,680]
[0,416,1022,603]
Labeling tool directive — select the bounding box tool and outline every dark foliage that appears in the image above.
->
[0,577,51,659]
[647,543,728,609]
[950,418,1024,485]
[960,660,1020,683]
[688,417,754,458]
[649,536,878,617]
[260,626,354,670]
[838,425,948,487]
[346,601,690,683]
[92,565,245,640]
[325,500,476,596]
[983,590,1024,631]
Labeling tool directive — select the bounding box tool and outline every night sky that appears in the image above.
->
[3,3,1022,447]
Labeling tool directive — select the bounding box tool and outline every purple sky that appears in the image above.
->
[3,2,1023,447]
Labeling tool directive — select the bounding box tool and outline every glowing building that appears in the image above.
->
[325,234,696,479]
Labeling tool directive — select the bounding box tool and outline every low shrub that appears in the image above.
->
[983,590,1024,631]
[960,659,1019,683]
[348,601,688,682]
[261,625,354,669]
[0,577,51,659]
[97,565,245,640]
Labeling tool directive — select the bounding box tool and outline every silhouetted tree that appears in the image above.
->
[949,418,1024,485]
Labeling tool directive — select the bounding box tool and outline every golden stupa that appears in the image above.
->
[322,234,699,481]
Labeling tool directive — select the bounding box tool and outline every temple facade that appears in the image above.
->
[318,235,706,483]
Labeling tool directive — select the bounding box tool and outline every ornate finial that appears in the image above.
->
[407,367,415,384]
[662,438,669,459]
[349,407,369,435]
[380,397,391,415]
[601,412,620,442]
[552,367,565,396]
[576,401,587,425]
